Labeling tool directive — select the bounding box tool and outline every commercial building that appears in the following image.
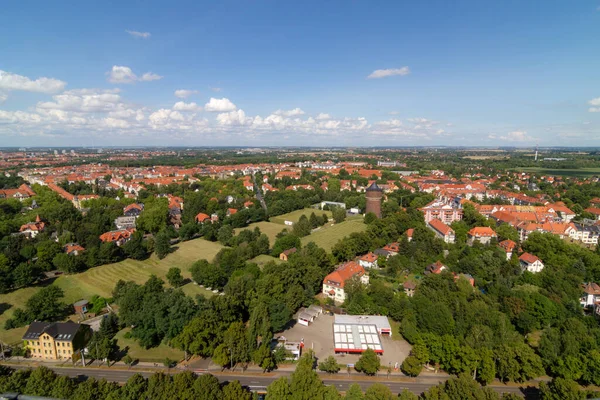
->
[332,315,392,355]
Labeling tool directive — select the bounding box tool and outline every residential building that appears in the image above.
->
[114,216,136,230]
[19,215,45,238]
[22,321,91,361]
[358,252,378,269]
[195,213,211,223]
[497,239,517,260]
[123,203,144,217]
[425,260,448,274]
[403,281,417,297]
[427,218,455,243]
[419,200,463,224]
[467,227,497,245]
[279,248,297,261]
[580,282,600,308]
[322,261,369,302]
[519,252,544,273]
[569,223,600,245]
[64,243,85,256]
[0,184,36,201]
[99,228,135,246]
[406,228,414,242]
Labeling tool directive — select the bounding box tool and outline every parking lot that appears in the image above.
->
[278,313,412,369]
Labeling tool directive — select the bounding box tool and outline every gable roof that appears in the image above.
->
[360,252,378,263]
[583,282,600,295]
[428,218,454,236]
[323,261,365,288]
[498,239,517,253]
[425,260,447,274]
[519,252,541,265]
[22,321,82,342]
[467,227,497,237]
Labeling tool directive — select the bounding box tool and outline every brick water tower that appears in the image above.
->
[365,182,383,218]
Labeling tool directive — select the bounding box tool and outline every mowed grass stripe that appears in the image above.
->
[0,238,224,344]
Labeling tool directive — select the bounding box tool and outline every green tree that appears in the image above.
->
[318,356,341,373]
[123,354,134,369]
[154,230,171,259]
[24,366,57,396]
[355,349,380,376]
[50,375,76,399]
[344,383,364,400]
[332,207,346,223]
[539,378,584,400]
[224,321,250,368]
[213,344,231,369]
[401,356,423,377]
[364,383,394,400]
[223,380,253,400]
[166,267,184,287]
[289,350,326,400]
[253,343,276,372]
[218,225,234,246]
[266,376,291,400]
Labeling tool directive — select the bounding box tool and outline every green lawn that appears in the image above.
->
[270,208,332,225]
[238,221,286,246]
[513,167,600,177]
[301,218,366,252]
[114,328,184,363]
[249,254,283,267]
[0,238,223,344]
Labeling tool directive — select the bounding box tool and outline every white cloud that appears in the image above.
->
[173,101,202,112]
[107,66,162,84]
[205,97,237,112]
[589,98,600,106]
[274,108,305,117]
[499,131,533,142]
[210,87,222,92]
[388,111,399,115]
[126,30,151,39]
[588,98,600,112]
[174,89,199,99]
[216,109,251,126]
[0,70,66,94]
[103,117,130,129]
[0,92,7,103]
[488,134,497,139]
[316,113,331,120]
[367,67,410,79]
[36,89,122,113]
[140,72,163,82]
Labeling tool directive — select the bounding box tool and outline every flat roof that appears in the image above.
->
[333,323,382,353]
[334,315,391,332]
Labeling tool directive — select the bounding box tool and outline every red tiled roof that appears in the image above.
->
[64,243,85,254]
[498,239,517,253]
[99,228,134,243]
[323,261,365,288]
[428,218,453,235]
[583,282,600,295]
[426,260,447,274]
[406,228,414,237]
[360,252,378,263]
[468,227,497,237]
[519,252,541,264]
[195,213,210,222]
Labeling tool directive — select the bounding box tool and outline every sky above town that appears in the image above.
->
[1,1,599,147]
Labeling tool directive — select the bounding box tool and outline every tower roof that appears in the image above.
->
[366,182,383,192]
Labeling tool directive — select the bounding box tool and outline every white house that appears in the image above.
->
[358,252,378,269]
[323,261,369,303]
[580,282,600,308]
[519,252,544,273]
[427,218,455,244]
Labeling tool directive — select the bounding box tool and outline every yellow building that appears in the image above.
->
[22,321,91,361]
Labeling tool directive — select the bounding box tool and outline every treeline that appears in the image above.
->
[1,354,593,400]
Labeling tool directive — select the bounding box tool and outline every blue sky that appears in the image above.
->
[1,0,599,147]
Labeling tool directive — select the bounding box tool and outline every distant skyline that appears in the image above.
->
[1,1,599,147]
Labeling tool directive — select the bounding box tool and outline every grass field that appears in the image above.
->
[114,328,184,362]
[301,218,366,252]
[270,208,332,225]
[0,238,223,344]
[238,221,286,245]
[249,254,283,267]
[513,167,600,177]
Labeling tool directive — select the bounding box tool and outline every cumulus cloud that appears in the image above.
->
[210,87,222,92]
[0,70,66,94]
[107,66,162,84]
[36,88,122,113]
[174,89,199,99]
[205,97,237,112]
[316,113,331,120]
[126,30,151,39]
[173,101,202,112]
[274,108,305,117]
[499,131,533,142]
[588,98,600,112]
[367,67,410,79]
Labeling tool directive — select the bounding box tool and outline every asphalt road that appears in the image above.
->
[4,365,538,398]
